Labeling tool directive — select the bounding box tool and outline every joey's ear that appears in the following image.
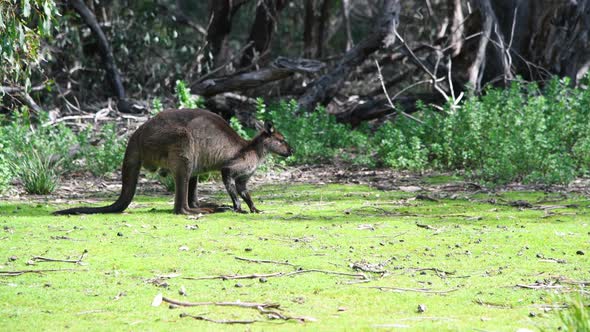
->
[264,120,274,133]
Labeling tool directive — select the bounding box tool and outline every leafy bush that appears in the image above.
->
[79,124,126,176]
[264,100,370,164]
[8,147,62,195]
[0,144,12,193]
[175,80,204,109]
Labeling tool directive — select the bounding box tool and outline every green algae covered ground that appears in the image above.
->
[1,182,589,331]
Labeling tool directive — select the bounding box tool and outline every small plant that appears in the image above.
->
[557,296,590,332]
[80,124,126,176]
[151,97,163,115]
[229,117,252,139]
[9,147,62,195]
[0,145,12,193]
[175,80,204,109]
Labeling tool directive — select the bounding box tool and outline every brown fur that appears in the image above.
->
[54,109,292,215]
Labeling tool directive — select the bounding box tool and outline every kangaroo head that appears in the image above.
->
[260,121,293,157]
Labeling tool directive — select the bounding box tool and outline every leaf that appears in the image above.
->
[151,293,163,307]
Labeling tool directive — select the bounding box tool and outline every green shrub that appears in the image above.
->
[265,100,370,164]
[555,296,590,331]
[9,147,62,195]
[175,80,204,109]
[0,144,12,193]
[79,124,126,176]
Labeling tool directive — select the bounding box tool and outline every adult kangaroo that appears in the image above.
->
[54,109,293,215]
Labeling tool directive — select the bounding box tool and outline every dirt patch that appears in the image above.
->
[3,165,590,203]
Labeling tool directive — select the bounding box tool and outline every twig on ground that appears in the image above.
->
[367,286,459,294]
[474,298,512,308]
[234,256,296,267]
[0,268,84,276]
[416,223,438,231]
[180,313,258,324]
[516,284,563,290]
[183,269,367,281]
[32,249,88,265]
[160,296,315,323]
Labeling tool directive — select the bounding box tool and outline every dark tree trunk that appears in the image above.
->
[203,0,251,70]
[69,0,130,112]
[303,0,316,57]
[297,0,401,112]
[315,0,334,58]
[240,0,290,68]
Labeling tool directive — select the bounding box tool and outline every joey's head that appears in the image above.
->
[258,121,293,157]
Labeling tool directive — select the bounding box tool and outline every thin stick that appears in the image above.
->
[32,249,88,265]
[234,256,295,267]
[0,268,83,276]
[180,313,258,324]
[162,297,280,309]
[183,269,367,281]
[516,284,563,290]
[368,286,459,294]
[375,60,426,125]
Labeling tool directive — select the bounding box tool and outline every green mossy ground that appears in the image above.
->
[1,183,588,331]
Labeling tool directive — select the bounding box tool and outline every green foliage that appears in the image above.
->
[265,100,368,164]
[0,0,59,85]
[229,116,252,139]
[175,80,204,109]
[8,147,61,194]
[0,143,12,192]
[372,121,427,171]
[557,296,590,332]
[79,124,126,176]
[151,97,163,115]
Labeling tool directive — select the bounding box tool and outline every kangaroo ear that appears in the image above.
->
[264,120,274,133]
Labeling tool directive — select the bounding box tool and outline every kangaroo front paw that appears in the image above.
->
[250,207,262,213]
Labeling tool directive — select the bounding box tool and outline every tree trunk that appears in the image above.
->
[341,0,353,51]
[303,0,316,57]
[240,0,290,68]
[69,0,129,112]
[315,0,334,58]
[297,0,401,112]
[204,0,251,70]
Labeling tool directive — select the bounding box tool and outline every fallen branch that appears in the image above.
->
[516,284,564,290]
[180,313,258,324]
[234,256,296,266]
[32,249,88,265]
[416,223,438,231]
[368,286,459,294]
[160,296,315,323]
[183,268,367,281]
[0,268,83,276]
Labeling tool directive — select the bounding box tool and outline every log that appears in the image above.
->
[193,57,325,97]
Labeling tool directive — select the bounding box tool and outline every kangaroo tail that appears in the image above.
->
[54,133,141,215]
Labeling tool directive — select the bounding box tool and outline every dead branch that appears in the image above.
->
[0,268,84,276]
[162,297,280,309]
[368,286,459,294]
[234,256,296,266]
[161,296,315,323]
[180,313,258,324]
[183,268,367,281]
[193,57,325,97]
[31,249,88,265]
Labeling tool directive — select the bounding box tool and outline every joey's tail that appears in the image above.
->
[54,133,142,215]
